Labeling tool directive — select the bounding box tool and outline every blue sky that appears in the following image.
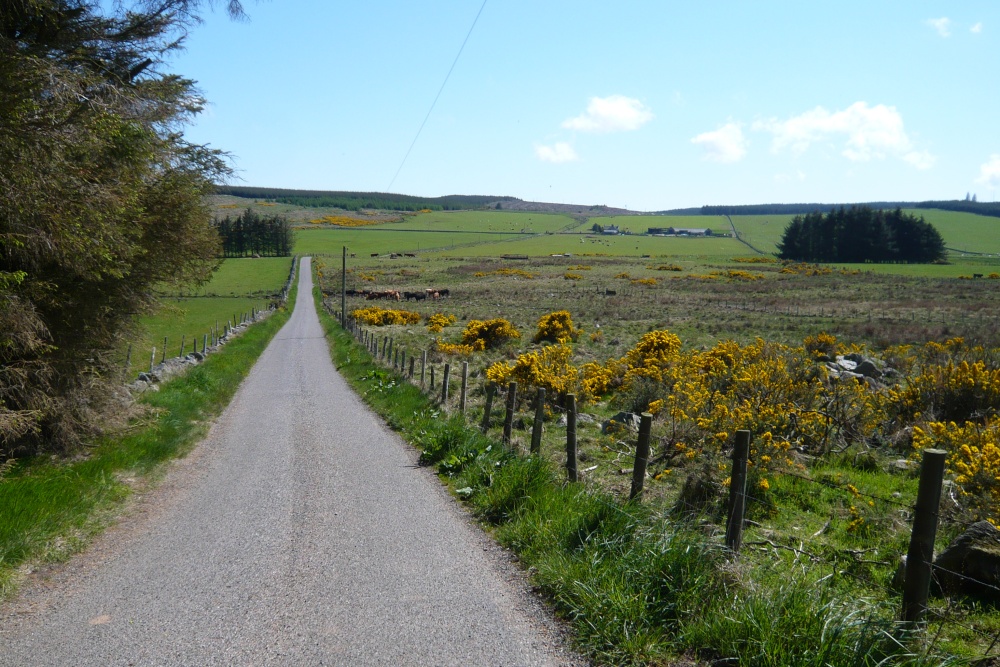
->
[171,1,1000,211]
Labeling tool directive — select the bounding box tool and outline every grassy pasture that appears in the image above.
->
[129,257,293,372]
[388,210,578,234]
[432,231,745,259]
[294,227,529,257]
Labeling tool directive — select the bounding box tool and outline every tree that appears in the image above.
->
[0,1,235,455]
[777,206,945,264]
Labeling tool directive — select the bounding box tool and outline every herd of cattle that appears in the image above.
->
[344,288,451,301]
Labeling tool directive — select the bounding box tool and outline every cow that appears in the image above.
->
[370,253,379,258]
[404,253,416,258]
[402,291,421,301]
[437,289,450,298]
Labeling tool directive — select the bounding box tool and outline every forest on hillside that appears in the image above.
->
[215,186,519,212]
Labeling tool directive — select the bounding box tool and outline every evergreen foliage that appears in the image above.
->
[214,209,293,257]
[0,1,229,456]
[777,206,946,263]
[215,186,519,212]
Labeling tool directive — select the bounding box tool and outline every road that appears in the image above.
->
[1,258,580,666]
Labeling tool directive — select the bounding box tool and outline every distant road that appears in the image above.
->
[0,258,580,666]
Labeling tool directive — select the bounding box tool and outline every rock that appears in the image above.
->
[891,459,915,471]
[190,351,205,361]
[577,413,596,424]
[137,372,152,383]
[835,356,858,371]
[602,411,640,434]
[855,359,881,378]
[933,521,1000,600]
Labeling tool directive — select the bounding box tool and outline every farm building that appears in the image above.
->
[646,227,713,236]
[602,224,620,235]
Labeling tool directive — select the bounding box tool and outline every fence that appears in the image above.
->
[330,302,1000,656]
[125,256,297,381]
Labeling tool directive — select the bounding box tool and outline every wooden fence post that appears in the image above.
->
[459,362,469,413]
[442,363,451,403]
[400,349,406,374]
[421,350,427,387]
[203,333,208,354]
[430,365,436,390]
[161,336,167,363]
[124,344,132,375]
[179,335,185,357]
[409,356,415,379]
[341,245,347,328]
[149,346,156,373]
[725,430,751,553]
[902,448,947,625]
[502,381,518,446]
[481,382,495,432]
[387,337,393,362]
[530,387,545,454]
[629,413,653,501]
[565,393,578,482]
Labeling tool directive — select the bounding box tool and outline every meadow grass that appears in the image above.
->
[294,227,527,257]
[0,279,296,600]
[389,210,577,234]
[128,256,293,372]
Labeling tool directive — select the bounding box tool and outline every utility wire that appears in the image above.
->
[386,0,488,192]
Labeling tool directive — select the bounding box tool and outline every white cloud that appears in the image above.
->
[562,95,653,133]
[690,123,747,163]
[774,170,806,184]
[975,155,1000,189]
[535,142,578,163]
[753,102,933,169]
[971,22,983,34]
[926,17,952,37]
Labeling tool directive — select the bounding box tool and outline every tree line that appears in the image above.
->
[215,186,519,212]
[214,209,293,257]
[777,207,946,264]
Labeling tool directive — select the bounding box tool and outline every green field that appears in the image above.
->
[387,210,578,234]
[433,230,745,259]
[129,257,294,373]
[294,227,529,257]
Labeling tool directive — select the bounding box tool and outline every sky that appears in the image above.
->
[169,1,1000,211]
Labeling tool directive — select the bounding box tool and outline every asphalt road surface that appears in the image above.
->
[1,258,581,666]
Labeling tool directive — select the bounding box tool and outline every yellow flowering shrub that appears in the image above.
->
[461,318,521,351]
[724,270,764,281]
[888,342,1000,422]
[614,272,631,279]
[308,215,382,227]
[437,341,475,356]
[564,273,584,280]
[485,343,578,397]
[913,418,1000,519]
[803,332,837,358]
[534,311,581,344]
[580,361,614,400]
[352,307,421,326]
[426,312,456,333]
[493,268,536,279]
[630,277,658,286]
[734,257,778,264]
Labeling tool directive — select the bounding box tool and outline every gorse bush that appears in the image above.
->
[351,307,421,326]
[533,310,581,344]
[460,318,521,351]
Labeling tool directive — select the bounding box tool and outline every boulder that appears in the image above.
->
[933,521,1000,600]
[855,359,882,379]
[602,411,641,434]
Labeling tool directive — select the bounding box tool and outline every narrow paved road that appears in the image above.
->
[1,258,580,666]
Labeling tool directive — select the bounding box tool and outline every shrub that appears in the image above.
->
[426,312,456,333]
[461,318,521,351]
[534,311,581,344]
[352,307,421,326]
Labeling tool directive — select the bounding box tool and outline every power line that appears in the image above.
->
[386,0,488,193]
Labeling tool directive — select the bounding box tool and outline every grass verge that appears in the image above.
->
[315,280,978,666]
[0,276,297,601]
